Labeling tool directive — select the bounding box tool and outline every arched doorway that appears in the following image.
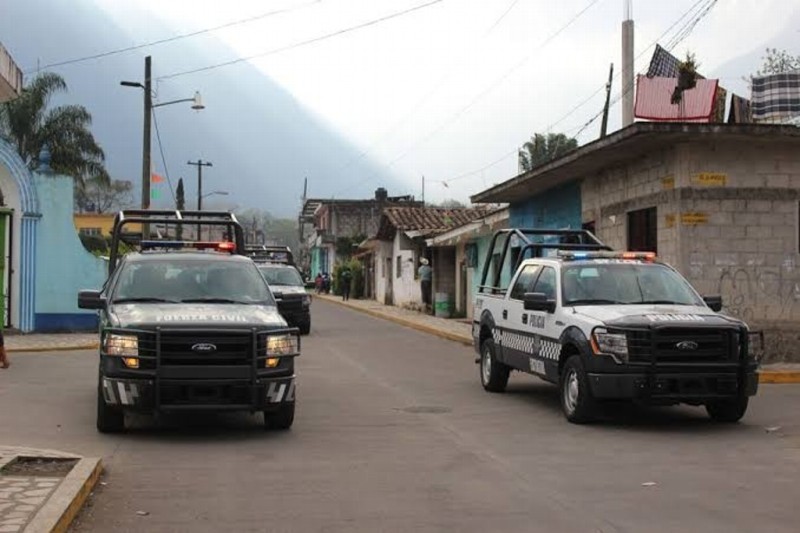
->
[0,138,40,331]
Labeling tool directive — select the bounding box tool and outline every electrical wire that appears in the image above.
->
[151,109,177,204]
[329,0,528,180]
[335,0,603,197]
[433,0,719,191]
[26,0,323,73]
[158,0,446,81]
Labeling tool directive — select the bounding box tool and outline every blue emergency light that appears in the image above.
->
[558,250,656,262]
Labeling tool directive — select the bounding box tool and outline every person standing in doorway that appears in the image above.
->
[418,257,432,313]
[341,267,353,301]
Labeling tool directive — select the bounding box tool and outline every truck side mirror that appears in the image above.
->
[78,290,105,310]
[703,295,723,312]
[524,292,556,313]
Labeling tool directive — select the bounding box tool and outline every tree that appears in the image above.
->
[0,72,107,185]
[755,48,800,76]
[75,177,133,213]
[518,133,578,172]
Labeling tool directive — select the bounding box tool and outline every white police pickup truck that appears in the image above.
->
[472,229,759,424]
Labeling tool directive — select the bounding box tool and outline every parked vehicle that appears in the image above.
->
[257,263,312,335]
[473,228,759,424]
[78,210,300,433]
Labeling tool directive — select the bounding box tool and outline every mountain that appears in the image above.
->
[0,0,404,216]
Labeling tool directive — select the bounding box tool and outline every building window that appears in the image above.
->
[79,227,102,237]
[396,256,402,278]
[627,207,657,253]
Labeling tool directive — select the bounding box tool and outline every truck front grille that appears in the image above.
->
[627,328,738,364]
[138,331,253,366]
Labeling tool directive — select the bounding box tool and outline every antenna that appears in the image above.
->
[624,0,632,20]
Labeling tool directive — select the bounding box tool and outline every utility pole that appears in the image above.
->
[187,159,212,240]
[601,63,614,138]
[142,56,152,211]
[421,175,425,205]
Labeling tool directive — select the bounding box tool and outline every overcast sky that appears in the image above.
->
[49,0,800,204]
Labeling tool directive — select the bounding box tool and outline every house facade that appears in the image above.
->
[425,208,509,319]
[472,122,800,363]
[371,206,493,311]
[299,188,420,277]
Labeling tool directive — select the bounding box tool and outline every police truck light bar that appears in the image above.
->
[140,240,236,252]
[558,250,656,262]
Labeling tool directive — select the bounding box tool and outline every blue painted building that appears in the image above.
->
[508,181,582,230]
[0,139,106,332]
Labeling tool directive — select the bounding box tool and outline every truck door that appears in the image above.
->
[527,266,562,379]
[500,264,541,370]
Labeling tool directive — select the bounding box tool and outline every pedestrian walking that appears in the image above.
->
[418,257,432,313]
[322,272,331,294]
[315,272,323,294]
[0,330,9,369]
[341,268,353,301]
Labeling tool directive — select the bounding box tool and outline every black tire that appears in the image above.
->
[264,402,295,430]
[96,379,125,433]
[480,338,510,393]
[560,355,597,424]
[298,320,311,336]
[706,395,749,423]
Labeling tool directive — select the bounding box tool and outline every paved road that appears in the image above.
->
[1,300,799,532]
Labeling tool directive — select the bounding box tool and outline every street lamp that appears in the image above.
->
[201,190,229,199]
[121,56,205,216]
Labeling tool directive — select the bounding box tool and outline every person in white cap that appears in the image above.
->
[418,257,432,312]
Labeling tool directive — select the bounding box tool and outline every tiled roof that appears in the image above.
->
[377,206,493,240]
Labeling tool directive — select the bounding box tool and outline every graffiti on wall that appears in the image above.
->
[716,261,800,323]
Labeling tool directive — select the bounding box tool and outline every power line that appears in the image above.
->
[432,0,719,192]
[329,0,527,180]
[151,109,177,204]
[336,0,603,197]
[158,0,447,81]
[26,0,323,73]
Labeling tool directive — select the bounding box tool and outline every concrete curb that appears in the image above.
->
[7,343,99,354]
[317,296,800,384]
[24,457,102,533]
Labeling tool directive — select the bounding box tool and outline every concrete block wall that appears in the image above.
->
[581,147,681,266]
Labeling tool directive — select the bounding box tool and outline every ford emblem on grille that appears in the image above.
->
[676,340,699,351]
[192,343,217,353]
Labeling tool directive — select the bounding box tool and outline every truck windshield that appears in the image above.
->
[112,259,276,305]
[562,263,703,307]
[258,266,304,287]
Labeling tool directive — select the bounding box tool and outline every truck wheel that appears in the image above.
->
[299,320,311,335]
[480,338,510,393]
[96,380,125,433]
[264,402,295,430]
[560,355,597,424]
[706,395,749,423]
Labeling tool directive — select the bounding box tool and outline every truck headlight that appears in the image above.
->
[592,328,628,362]
[104,333,138,357]
[266,334,298,356]
[302,294,311,307]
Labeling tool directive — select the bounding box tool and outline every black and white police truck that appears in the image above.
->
[78,210,300,432]
[473,229,759,424]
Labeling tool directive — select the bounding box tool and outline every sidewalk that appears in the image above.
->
[0,446,101,533]
[315,294,800,384]
[4,334,98,353]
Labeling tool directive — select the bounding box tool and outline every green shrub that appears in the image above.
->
[332,258,364,297]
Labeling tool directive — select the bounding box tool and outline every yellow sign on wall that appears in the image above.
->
[681,213,709,225]
[693,172,727,186]
[665,214,676,228]
[662,176,675,189]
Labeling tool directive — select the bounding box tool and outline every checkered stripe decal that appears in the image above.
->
[493,328,561,360]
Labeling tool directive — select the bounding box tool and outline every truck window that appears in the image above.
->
[532,266,557,301]
[509,265,542,301]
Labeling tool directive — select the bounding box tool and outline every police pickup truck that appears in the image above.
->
[246,245,312,335]
[473,229,758,424]
[78,210,300,433]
